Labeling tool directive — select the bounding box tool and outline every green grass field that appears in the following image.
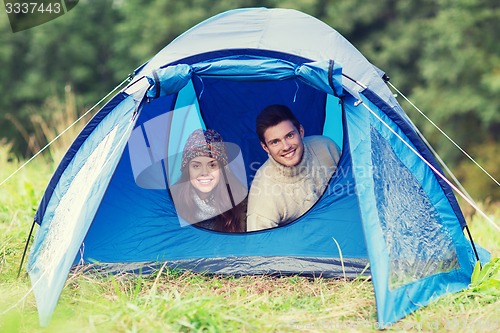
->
[0,144,499,333]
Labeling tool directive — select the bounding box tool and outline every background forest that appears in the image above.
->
[0,0,499,202]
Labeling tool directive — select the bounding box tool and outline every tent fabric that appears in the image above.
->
[86,257,371,278]
[135,8,392,104]
[27,7,487,328]
[145,57,343,98]
[349,92,476,324]
[27,96,139,326]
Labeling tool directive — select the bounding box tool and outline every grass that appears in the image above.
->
[0,140,499,332]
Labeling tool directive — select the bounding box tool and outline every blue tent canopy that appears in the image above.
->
[27,7,487,328]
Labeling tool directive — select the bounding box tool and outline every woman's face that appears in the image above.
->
[188,156,221,196]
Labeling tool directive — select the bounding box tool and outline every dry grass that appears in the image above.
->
[5,84,92,164]
[3,255,492,333]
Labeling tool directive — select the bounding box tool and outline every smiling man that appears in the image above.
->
[246,104,341,231]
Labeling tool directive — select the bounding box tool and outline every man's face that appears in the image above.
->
[261,120,305,167]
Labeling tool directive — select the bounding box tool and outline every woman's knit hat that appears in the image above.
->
[181,129,229,169]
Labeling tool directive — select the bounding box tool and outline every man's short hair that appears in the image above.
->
[256,104,301,144]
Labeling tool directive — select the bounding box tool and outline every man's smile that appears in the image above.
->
[282,149,296,159]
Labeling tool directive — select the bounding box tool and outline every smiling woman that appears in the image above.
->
[169,129,247,232]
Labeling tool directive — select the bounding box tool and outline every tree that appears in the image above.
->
[0,0,497,199]
[0,0,126,153]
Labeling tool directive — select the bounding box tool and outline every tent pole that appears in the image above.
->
[17,220,36,278]
[221,166,236,208]
[464,225,481,267]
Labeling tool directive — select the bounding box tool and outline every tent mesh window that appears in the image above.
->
[370,127,460,290]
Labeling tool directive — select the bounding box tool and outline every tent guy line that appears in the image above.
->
[404,115,474,202]
[387,84,474,202]
[388,81,500,188]
[361,101,500,233]
[0,75,133,188]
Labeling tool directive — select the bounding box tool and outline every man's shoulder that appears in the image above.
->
[304,135,336,147]
[304,135,341,163]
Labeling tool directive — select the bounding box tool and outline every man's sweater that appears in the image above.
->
[247,136,341,231]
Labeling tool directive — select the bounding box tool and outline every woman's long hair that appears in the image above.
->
[171,162,247,233]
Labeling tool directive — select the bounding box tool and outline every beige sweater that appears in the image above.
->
[247,136,341,231]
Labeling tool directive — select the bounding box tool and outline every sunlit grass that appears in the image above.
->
[468,205,500,259]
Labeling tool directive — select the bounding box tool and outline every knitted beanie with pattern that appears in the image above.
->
[181,129,229,169]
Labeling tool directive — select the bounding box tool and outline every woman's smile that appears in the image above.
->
[196,177,215,185]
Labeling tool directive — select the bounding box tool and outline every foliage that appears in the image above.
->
[409,0,500,164]
[1,0,498,200]
[470,258,500,296]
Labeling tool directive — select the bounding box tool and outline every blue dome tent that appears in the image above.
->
[26,8,488,327]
